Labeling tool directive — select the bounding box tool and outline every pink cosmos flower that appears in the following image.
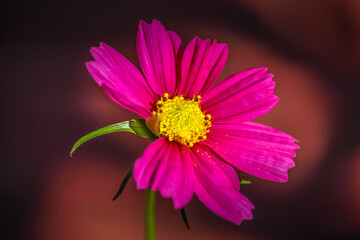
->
[86,19,298,224]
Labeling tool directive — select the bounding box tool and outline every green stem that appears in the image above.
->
[145,189,156,240]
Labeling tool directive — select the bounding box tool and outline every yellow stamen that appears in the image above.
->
[146,93,211,147]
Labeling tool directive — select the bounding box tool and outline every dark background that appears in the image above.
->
[1,0,359,239]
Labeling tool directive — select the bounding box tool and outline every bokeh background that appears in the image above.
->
[1,0,359,239]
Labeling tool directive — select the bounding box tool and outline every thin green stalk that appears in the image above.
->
[145,189,156,240]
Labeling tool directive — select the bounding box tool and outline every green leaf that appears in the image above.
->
[70,121,135,156]
[113,164,134,201]
[240,179,251,185]
[70,119,159,156]
[129,119,158,141]
[180,208,190,230]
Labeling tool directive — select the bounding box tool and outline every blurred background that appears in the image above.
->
[1,0,359,239]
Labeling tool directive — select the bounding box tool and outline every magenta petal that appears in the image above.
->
[178,37,228,98]
[204,122,299,182]
[201,67,279,123]
[86,43,154,118]
[133,138,165,190]
[167,30,183,59]
[137,20,177,96]
[168,30,183,88]
[133,138,194,209]
[191,144,240,190]
[191,144,254,224]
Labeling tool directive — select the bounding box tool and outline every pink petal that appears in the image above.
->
[191,144,254,224]
[168,30,183,87]
[191,144,240,190]
[167,30,183,60]
[86,43,154,118]
[201,67,279,123]
[178,37,228,98]
[204,122,299,182]
[137,20,177,96]
[133,138,194,209]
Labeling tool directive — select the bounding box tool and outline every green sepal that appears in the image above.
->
[240,179,251,185]
[180,208,190,230]
[129,119,158,141]
[113,164,134,201]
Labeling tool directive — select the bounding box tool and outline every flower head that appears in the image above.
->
[86,19,298,224]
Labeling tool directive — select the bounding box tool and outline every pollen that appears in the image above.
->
[146,93,211,147]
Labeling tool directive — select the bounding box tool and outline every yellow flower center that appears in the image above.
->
[146,93,211,147]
